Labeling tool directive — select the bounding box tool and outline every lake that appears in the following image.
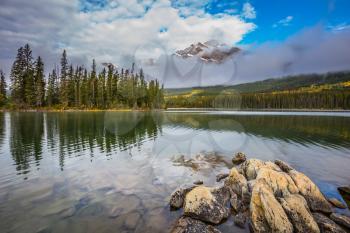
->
[0,111,350,233]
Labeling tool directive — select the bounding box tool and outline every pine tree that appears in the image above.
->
[81,69,88,107]
[60,50,69,107]
[89,59,97,107]
[10,46,25,105]
[47,68,60,107]
[23,44,35,106]
[67,65,75,107]
[97,68,106,108]
[0,70,7,106]
[34,56,45,107]
[106,64,114,108]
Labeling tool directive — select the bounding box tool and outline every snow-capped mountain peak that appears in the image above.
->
[174,40,240,63]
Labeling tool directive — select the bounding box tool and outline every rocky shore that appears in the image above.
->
[168,153,350,233]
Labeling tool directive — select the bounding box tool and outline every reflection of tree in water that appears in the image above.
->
[9,112,44,174]
[0,113,5,146]
[164,113,350,148]
[43,112,163,170]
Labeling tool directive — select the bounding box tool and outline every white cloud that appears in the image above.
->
[0,0,255,76]
[241,2,256,19]
[328,22,350,32]
[273,16,293,28]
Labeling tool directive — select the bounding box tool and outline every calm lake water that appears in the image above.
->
[0,111,350,233]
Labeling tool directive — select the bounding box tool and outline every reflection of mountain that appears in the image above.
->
[163,113,350,148]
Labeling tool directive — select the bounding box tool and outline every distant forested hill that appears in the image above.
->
[165,72,350,109]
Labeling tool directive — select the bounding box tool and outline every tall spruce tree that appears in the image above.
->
[0,70,7,106]
[10,46,25,105]
[23,44,35,106]
[60,50,69,107]
[34,56,45,107]
[89,59,97,107]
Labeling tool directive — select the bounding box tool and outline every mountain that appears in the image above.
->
[174,40,240,63]
[165,71,350,96]
[165,71,350,109]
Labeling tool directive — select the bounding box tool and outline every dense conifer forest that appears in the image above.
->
[0,44,164,109]
[165,72,350,109]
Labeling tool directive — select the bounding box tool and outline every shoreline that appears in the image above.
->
[166,108,350,113]
[1,108,350,113]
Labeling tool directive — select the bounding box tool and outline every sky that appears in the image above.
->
[1,0,350,87]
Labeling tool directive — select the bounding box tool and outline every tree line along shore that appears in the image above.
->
[0,44,165,110]
[1,44,350,111]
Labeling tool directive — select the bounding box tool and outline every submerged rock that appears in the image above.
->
[170,186,194,209]
[250,179,293,233]
[328,198,347,209]
[240,159,281,180]
[216,173,229,182]
[274,160,294,172]
[183,186,230,224]
[233,212,247,228]
[193,180,203,185]
[170,217,221,233]
[256,168,299,197]
[330,213,350,230]
[288,170,332,214]
[279,194,320,233]
[232,152,246,165]
[313,213,346,233]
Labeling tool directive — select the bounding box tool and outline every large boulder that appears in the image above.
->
[239,159,281,180]
[224,167,249,198]
[183,186,230,224]
[288,170,332,214]
[170,217,221,233]
[279,194,320,233]
[232,152,246,165]
[330,213,350,230]
[312,213,346,233]
[250,179,293,233]
[256,168,299,197]
[170,186,195,209]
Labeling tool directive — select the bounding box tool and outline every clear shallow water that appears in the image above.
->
[0,111,350,233]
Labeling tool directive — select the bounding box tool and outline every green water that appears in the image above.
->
[0,111,350,233]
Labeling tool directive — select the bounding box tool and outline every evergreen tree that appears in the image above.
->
[89,59,97,107]
[106,64,114,108]
[23,44,35,106]
[34,56,45,107]
[97,68,106,108]
[67,65,75,106]
[10,46,25,105]
[80,69,88,107]
[60,50,69,107]
[0,70,7,106]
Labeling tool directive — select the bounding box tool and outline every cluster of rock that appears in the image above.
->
[169,153,350,233]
